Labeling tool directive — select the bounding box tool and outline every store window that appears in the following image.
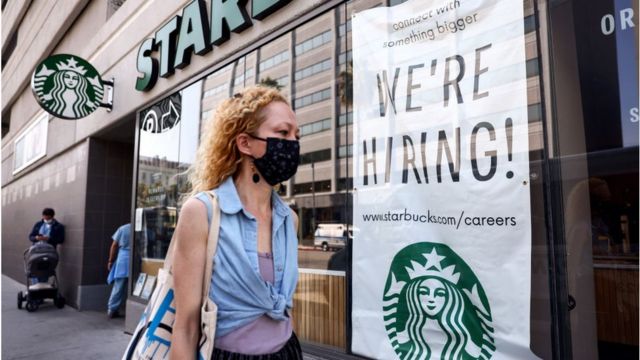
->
[129,1,638,358]
[13,112,48,173]
[131,82,201,299]
[550,0,639,358]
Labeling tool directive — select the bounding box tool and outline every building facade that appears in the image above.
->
[1,0,637,359]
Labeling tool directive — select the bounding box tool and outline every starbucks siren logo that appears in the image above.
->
[31,54,104,119]
[383,242,495,359]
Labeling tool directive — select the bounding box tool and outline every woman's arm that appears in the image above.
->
[169,198,209,360]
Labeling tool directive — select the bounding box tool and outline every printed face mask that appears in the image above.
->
[250,135,300,186]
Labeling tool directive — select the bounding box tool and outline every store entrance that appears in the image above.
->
[84,115,135,311]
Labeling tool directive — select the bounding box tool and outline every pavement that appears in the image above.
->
[2,275,131,359]
[1,274,350,360]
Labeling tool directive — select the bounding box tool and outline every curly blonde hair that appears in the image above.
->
[187,85,289,197]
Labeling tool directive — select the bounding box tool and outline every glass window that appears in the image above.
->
[343,1,555,358]
[294,88,331,109]
[338,111,353,126]
[551,1,639,358]
[130,1,584,358]
[203,83,227,98]
[132,81,202,298]
[338,144,352,158]
[337,177,353,191]
[300,118,331,137]
[295,30,332,55]
[299,149,331,165]
[524,14,536,34]
[13,112,48,173]
[293,179,332,195]
[259,50,289,71]
[338,50,352,65]
[526,58,540,78]
[338,19,352,37]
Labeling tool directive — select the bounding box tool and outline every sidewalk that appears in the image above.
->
[2,274,131,359]
[1,275,350,360]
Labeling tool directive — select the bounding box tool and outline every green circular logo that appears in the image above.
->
[31,54,104,119]
[383,242,495,359]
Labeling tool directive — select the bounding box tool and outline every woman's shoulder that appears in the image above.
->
[181,196,208,218]
[173,198,209,241]
[190,189,221,206]
[185,189,221,224]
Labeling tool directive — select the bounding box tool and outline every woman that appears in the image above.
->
[169,86,302,359]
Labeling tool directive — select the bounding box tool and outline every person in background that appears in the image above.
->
[29,207,65,247]
[28,207,65,285]
[107,223,131,318]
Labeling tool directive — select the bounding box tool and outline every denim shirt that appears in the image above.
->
[195,177,298,338]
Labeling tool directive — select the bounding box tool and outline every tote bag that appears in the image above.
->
[123,192,220,360]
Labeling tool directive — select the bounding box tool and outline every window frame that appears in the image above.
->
[12,112,48,174]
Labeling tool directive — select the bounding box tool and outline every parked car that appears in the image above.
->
[313,224,353,251]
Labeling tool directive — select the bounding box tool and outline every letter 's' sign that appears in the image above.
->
[136,0,292,92]
[31,54,109,120]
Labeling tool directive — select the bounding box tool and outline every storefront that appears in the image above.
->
[1,0,636,359]
[125,1,639,358]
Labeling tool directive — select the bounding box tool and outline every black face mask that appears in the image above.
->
[250,135,300,186]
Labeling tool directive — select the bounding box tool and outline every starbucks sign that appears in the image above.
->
[383,243,494,359]
[31,54,105,119]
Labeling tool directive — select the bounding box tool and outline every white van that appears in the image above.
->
[313,224,352,251]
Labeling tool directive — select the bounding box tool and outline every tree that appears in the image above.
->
[338,61,353,106]
[259,76,284,91]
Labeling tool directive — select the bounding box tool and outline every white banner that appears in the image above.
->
[352,0,537,359]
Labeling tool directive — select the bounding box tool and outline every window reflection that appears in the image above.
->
[133,82,202,293]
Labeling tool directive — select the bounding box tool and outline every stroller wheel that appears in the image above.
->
[54,294,65,309]
[25,300,39,312]
[17,292,24,309]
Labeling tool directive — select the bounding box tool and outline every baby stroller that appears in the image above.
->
[17,241,66,312]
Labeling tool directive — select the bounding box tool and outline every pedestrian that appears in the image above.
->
[28,207,65,285]
[169,86,303,359]
[29,207,65,247]
[107,223,131,318]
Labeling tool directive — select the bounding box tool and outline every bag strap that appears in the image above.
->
[201,191,220,302]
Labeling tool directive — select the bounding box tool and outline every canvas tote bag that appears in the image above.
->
[123,192,220,359]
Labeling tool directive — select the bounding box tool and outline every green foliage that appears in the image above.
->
[259,76,284,91]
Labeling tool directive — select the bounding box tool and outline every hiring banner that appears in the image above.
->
[351,0,538,359]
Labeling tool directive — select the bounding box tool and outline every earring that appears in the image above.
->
[251,163,260,184]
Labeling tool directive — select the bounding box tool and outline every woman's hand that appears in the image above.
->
[169,198,209,360]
